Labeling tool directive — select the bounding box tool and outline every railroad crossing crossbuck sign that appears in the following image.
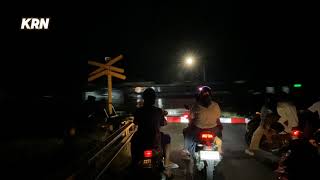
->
[88,55,126,115]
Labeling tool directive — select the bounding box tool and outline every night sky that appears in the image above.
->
[0,1,319,137]
[2,1,319,95]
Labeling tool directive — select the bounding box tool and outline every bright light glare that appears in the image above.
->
[185,57,193,65]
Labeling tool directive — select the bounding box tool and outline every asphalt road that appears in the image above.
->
[105,123,277,180]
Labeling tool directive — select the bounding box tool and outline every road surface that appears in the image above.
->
[104,123,277,180]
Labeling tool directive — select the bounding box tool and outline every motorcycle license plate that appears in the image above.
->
[200,150,220,160]
[142,159,152,168]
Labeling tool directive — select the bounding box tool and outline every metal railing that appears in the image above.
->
[90,120,136,180]
[66,118,136,180]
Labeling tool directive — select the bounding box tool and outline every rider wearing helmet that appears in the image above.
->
[131,87,178,171]
[184,86,223,155]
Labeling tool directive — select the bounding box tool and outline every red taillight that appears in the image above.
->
[291,130,301,137]
[144,150,153,158]
[201,134,213,139]
[200,132,215,141]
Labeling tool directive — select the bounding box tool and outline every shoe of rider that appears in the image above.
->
[165,162,179,169]
[245,149,255,156]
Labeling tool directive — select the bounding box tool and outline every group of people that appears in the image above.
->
[130,85,320,177]
[130,86,223,174]
[245,93,320,156]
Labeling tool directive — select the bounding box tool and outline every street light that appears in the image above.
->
[184,55,206,82]
[185,56,194,66]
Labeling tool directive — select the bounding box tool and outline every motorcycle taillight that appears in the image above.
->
[144,150,153,158]
[199,132,215,141]
[291,130,301,138]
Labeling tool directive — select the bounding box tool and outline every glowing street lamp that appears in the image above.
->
[185,57,194,66]
[184,55,206,82]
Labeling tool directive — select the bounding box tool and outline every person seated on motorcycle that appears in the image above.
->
[183,86,223,156]
[308,98,320,119]
[131,88,178,169]
[245,93,278,156]
[276,92,299,133]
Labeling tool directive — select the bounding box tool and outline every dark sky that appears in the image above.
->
[2,1,319,95]
[1,2,319,134]
[83,1,318,83]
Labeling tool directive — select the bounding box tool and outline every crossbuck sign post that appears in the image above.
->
[88,55,126,115]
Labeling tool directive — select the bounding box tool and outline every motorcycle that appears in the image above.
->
[183,104,222,180]
[275,111,320,180]
[131,110,171,180]
[245,113,291,155]
[133,147,167,180]
[275,128,320,180]
[193,130,222,180]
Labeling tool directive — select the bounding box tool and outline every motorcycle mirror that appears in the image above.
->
[163,110,168,116]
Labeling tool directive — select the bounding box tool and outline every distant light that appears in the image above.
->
[293,83,302,88]
[253,91,262,95]
[135,87,144,93]
[282,86,290,93]
[234,80,246,84]
[266,87,275,94]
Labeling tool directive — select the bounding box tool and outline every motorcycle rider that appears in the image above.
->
[276,92,299,133]
[183,86,223,155]
[308,98,320,119]
[131,88,178,170]
[245,93,278,156]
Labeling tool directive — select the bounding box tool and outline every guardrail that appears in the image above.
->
[91,120,136,180]
[66,118,136,180]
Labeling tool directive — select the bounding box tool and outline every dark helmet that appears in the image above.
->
[198,86,212,96]
[142,88,156,105]
[196,86,213,101]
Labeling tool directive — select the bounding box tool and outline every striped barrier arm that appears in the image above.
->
[166,116,250,124]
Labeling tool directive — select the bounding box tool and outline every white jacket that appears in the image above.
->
[308,101,320,118]
[277,102,299,133]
